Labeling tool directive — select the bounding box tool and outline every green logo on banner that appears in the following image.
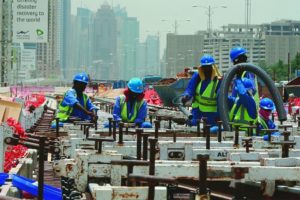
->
[36,29,44,36]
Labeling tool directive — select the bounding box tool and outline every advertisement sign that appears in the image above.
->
[13,0,48,43]
[21,49,36,70]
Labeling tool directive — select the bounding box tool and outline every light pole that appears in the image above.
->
[192,5,227,37]
[161,19,191,34]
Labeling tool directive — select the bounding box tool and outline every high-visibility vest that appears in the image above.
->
[56,90,88,121]
[258,116,269,135]
[229,100,258,130]
[192,78,219,112]
[120,95,144,123]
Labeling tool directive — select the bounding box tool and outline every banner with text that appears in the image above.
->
[13,0,48,43]
[21,49,36,70]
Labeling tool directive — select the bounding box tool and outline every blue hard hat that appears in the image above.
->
[127,78,144,94]
[260,98,275,110]
[200,54,215,66]
[73,73,89,84]
[242,78,254,89]
[230,47,247,61]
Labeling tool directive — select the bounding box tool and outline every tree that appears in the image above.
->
[258,54,300,81]
[291,53,300,78]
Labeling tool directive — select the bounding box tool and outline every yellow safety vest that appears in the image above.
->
[258,116,269,135]
[229,100,258,130]
[192,78,219,112]
[120,95,144,123]
[56,90,88,121]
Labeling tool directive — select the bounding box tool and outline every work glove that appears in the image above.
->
[141,122,152,128]
[209,126,219,134]
[104,121,120,128]
[51,121,64,129]
[234,79,246,95]
[233,78,243,88]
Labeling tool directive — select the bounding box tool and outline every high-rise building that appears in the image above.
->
[36,0,60,79]
[165,21,300,77]
[56,0,64,79]
[74,8,92,73]
[207,24,265,73]
[135,35,160,78]
[122,17,139,80]
[62,0,71,79]
[145,35,160,75]
[165,33,204,77]
[160,50,167,77]
[136,42,147,77]
[115,6,139,80]
[93,3,117,80]
[264,20,300,65]
[165,24,267,76]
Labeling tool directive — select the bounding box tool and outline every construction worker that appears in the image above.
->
[111,77,152,128]
[56,72,98,123]
[181,54,222,133]
[230,47,259,103]
[288,93,296,115]
[258,98,281,140]
[229,78,258,130]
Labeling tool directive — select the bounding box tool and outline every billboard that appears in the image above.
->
[13,0,48,43]
[21,49,36,70]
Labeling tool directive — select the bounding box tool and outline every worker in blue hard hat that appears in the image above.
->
[230,47,248,65]
[181,54,222,133]
[228,77,258,131]
[258,98,281,140]
[111,77,152,128]
[230,46,259,102]
[56,72,98,123]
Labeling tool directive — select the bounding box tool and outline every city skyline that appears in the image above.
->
[71,0,300,36]
[67,4,161,80]
[71,0,300,56]
[2,0,300,84]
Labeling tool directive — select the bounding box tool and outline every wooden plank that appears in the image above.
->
[0,105,6,122]
[0,99,22,122]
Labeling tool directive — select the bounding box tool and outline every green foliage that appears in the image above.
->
[258,54,300,82]
[292,53,300,77]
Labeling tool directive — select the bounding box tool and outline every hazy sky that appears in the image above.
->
[71,0,300,51]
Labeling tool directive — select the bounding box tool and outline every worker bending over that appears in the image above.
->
[112,77,152,128]
[258,98,281,140]
[56,73,98,123]
[181,54,222,133]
